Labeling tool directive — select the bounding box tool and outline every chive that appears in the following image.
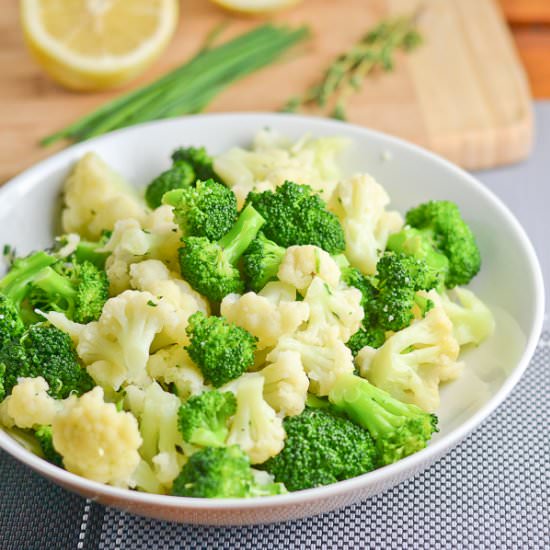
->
[41,24,309,146]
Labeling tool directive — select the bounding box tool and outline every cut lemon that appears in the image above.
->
[20,0,179,91]
[210,0,303,15]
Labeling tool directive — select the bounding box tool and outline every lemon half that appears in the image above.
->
[211,0,303,15]
[21,0,179,91]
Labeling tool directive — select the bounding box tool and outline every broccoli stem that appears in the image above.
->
[32,267,77,308]
[73,240,111,269]
[0,252,56,307]
[219,204,265,264]
[329,373,418,437]
[328,373,438,466]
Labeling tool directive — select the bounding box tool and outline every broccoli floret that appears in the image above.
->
[261,407,377,491]
[178,390,237,447]
[145,160,195,209]
[171,146,218,182]
[328,373,438,466]
[2,324,94,399]
[172,445,285,498]
[178,203,265,302]
[0,294,25,348]
[371,252,438,331]
[388,200,481,288]
[163,179,237,240]
[346,328,386,356]
[185,312,257,387]
[242,232,286,292]
[0,251,57,316]
[34,425,63,467]
[28,260,109,324]
[343,253,438,354]
[246,181,345,254]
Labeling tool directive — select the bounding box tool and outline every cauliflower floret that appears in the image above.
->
[220,283,309,350]
[268,334,354,396]
[260,351,309,417]
[142,205,182,271]
[52,386,142,487]
[214,130,348,207]
[277,245,341,294]
[356,304,462,412]
[436,287,495,347]
[77,290,180,390]
[130,260,209,345]
[147,345,207,400]
[0,377,63,429]
[329,174,403,275]
[300,276,364,344]
[225,374,285,464]
[61,152,147,240]
[101,209,182,295]
[136,382,186,487]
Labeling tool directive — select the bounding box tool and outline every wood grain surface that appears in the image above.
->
[0,0,533,183]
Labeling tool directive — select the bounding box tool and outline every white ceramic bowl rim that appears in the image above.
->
[0,113,545,511]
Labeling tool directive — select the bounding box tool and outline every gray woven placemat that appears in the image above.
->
[1,330,548,550]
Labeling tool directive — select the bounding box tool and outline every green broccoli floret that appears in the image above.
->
[342,252,438,355]
[261,407,377,491]
[172,445,285,498]
[242,232,286,292]
[0,294,25,348]
[387,200,481,288]
[346,328,386,356]
[34,425,63,467]
[145,160,195,209]
[328,373,438,466]
[371,252,438,331]
[0,251,57,316]
[163,179,237,240]
[1,324,94,399]
[0,363,5,402]
[54,230,112,269]
[171,146,218,182]
[178,203,265,302]
[185,312,257,387]
[178,390,237,447]
[246,181,345,254]
[28,260,109,324]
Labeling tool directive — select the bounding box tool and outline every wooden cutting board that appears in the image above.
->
[0,0,533,183]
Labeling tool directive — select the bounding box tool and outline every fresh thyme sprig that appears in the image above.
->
[283,14,422,120]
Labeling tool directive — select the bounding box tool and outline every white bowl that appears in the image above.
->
[0,113,544,525]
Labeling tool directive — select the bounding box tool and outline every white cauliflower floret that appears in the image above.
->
[130,260,209,345]
[268,334,354,396]
[147,345,207,400]
[436,288,495,347]
[220,284,309,350]
[329,174,403,275]
[260,351,309,417]
[0,377,63,429]
[214,130,348,207]
[143,205,182,271]
[300,276,363,344]
[277,245,341,294]
[101,208,182,295]
[61,152,147,240]
[77,290,180,390]
[357,305,462,412]
[225,374,285,464]
[52,386,142,487]
[136,382,186,487]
